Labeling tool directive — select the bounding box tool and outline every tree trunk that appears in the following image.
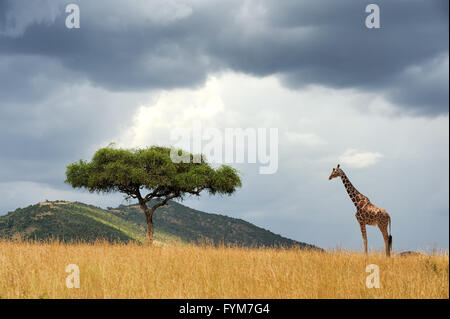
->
[139,202,155,245]
[145,210,155,245]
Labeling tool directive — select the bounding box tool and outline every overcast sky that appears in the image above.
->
[0,0,448,251]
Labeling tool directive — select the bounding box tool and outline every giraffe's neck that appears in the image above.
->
[340,171,362,207]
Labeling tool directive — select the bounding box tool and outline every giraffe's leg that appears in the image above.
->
[378,223,390,257]
[359,222,368,254]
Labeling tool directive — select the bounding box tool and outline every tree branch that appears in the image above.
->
[143,187,161,202]
[187,187,205,196]
[135,188,144,203]
[150,192,180,211]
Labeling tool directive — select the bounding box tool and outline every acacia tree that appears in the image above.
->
[65,146,242,244]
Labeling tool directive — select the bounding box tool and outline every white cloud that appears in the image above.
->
[118,75,225,148]
[338,149,383,168]
[285,132,326,147]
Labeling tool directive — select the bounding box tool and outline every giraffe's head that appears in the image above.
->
[328,164,342,180]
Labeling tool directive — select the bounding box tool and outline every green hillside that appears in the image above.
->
[0,201,143,243]
[0,200,318,249]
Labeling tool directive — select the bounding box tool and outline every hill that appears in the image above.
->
[0,200,317,249]
[0,201,145,243]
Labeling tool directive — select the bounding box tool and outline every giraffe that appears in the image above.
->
[329,164,392,257]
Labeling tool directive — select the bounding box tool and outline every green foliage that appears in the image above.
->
[65,145,242,201]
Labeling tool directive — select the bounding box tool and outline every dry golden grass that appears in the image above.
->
[0,240,447,299]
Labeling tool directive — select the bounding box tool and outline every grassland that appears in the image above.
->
[0,240,448,299]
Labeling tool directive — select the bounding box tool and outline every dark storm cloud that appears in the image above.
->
[0,0,448,114]
[209,0,448,114]
[0,53,149,185]
[0,1,7,29]
[0,0,448,184]
[0,0,219,91]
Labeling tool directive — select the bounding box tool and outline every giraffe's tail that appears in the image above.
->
[388,217,392,250]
